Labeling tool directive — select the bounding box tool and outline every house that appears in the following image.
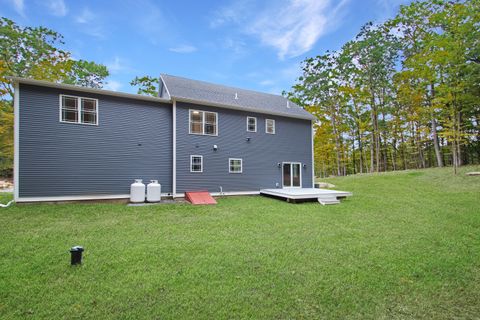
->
[11,74,315,203]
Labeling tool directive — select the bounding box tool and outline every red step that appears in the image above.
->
[185,191,217,205]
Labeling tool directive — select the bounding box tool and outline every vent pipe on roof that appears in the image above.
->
[234,92,238,100]
[287,100,290,108]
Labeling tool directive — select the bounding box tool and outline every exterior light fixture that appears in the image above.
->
[303,164,307,168]
[213,144,218,151]
[277,163,281,168]
[246,137,251,142]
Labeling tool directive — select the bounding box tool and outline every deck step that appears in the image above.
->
[318,196,340,205]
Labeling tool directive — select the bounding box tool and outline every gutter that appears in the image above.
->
[173,96,316,121]
[7,77,172,104]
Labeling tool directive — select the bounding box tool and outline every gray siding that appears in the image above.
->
[18,84,173,197]
[175,102,313,193]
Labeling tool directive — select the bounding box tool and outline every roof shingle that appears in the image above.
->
[160,74,314,120]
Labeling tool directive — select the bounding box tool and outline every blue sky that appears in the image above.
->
[1,0,411,95]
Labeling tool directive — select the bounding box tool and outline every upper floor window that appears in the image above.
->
[60,95,98,125]
[266,119,275,134]
[247,116,257,132]
[189,110,217,136]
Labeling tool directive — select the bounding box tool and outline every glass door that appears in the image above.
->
[283,163,291,187]
[282,163,301,188]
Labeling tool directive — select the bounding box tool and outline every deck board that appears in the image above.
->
[260,188,352,200]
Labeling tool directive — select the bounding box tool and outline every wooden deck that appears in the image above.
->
[260,188,352,204]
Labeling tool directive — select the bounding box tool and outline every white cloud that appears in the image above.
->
[45,0,67,16]
[169,45,198,53]
[9,0,25,16]
[104,80,123,92]
[106,57,127,73]
[74,7,105,38]
[222,37,247,55]
[375,0,410,20]
[259,79,275,86]
[211,0,349,59]
[76,7,94,24]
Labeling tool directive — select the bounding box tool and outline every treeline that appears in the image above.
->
[290,0,479,176]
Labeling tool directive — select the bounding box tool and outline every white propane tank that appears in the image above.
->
[146,180,161,202]
[130,179,146,203]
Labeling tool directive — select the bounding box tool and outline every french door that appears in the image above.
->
[283,162,301,188]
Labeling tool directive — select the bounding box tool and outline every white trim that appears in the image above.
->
[188,109,218,136]
[190,155,203,173]
[59,94,99,126]
[13,81,20,202]
[265,118,275,134]
[228,158,243,173]
[260,188,352,200]
[9,77,171,104]
[246,116,257,132]
[172,99,177,197]
[159,74,171,99]
[16,194,130,203]
[174,191,261,198]
[16,192,175,203]
[175,96,315,121]
[18,191,263,202]
[282,162,302,188]
[311,120,315,187]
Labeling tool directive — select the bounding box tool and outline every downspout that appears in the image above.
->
[172,99,176,197]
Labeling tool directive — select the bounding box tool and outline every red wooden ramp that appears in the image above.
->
[185,191,217,205]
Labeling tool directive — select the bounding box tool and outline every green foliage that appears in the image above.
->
[1,166,479,318]
[64,60,109,89]
[130,75,160,96]
[291,0,480,176]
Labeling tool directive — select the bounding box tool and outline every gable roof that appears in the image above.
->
[160,74,315,120]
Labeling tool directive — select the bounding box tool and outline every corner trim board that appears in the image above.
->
[13,81,19,202]
[311,120,315,187]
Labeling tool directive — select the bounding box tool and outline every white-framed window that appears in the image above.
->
[247,116,257,132]
[60,95,98,125]
[190,155,203,173]
[189,110,218,136]
[229,158,243,173]
[266,119,275,134]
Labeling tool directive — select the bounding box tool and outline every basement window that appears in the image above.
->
[190,155,203,173]
[60,95,98,125]
[189,110,217,136]
[229,158,243,173]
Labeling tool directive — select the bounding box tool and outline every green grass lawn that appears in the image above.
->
[1,166,479,319]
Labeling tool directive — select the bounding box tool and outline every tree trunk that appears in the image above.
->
[330,110,342,176]
[430,84,444,167]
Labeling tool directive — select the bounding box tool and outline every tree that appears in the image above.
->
[0,17,109,99]
[289,0,479,177]
[130,76,160,96]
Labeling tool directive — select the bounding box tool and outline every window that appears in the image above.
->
[190,155,203,173]
[266,119,275,134]
[229,158,243,173]
[189,110,217,135]
[60,95,98,125]
[247,116,257,132]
